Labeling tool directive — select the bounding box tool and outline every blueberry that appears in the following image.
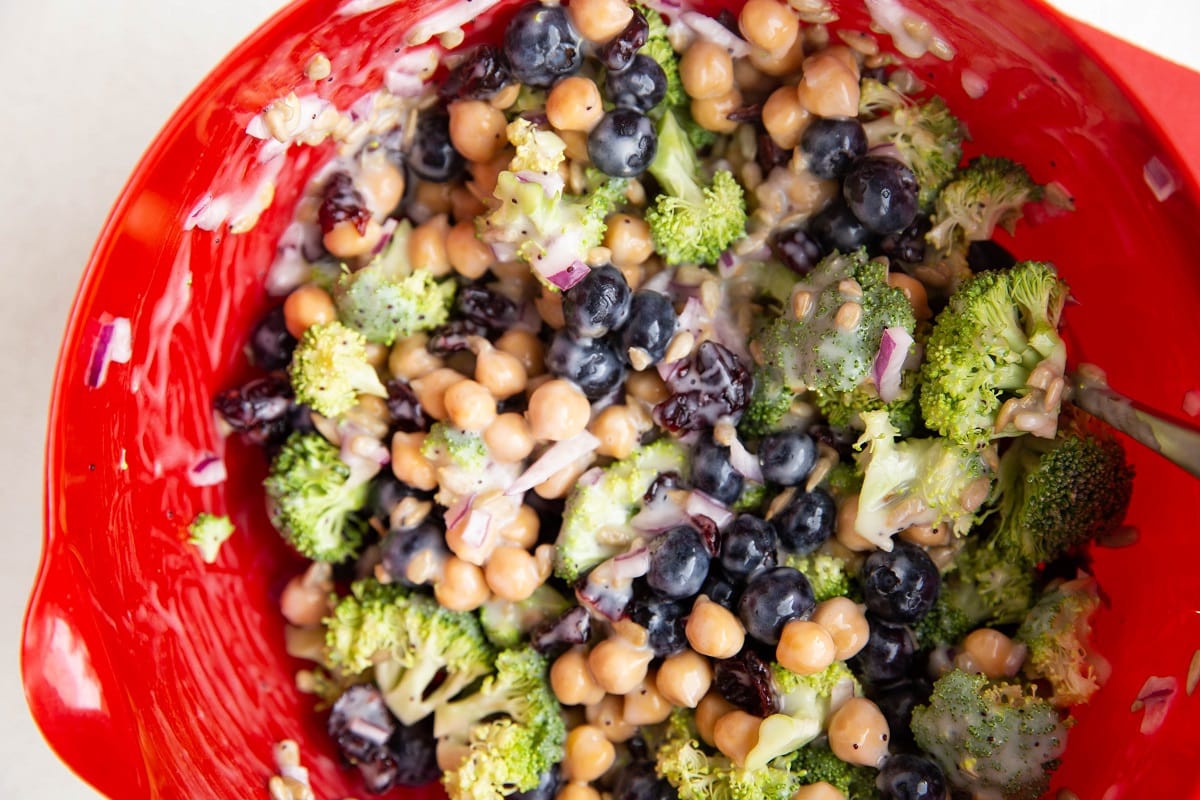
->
[213,373,295,447]
[247,305,296,370]
[612,761,679,800]
[772,227,823,275]
[967,239,1018,273]
[546,330,626,399]
[843,156,920,235]
[606,54,667,112]
[509,765,563,800]
[872,679,931,752]
[880,215,931,265]
[621,290,676,362]
[647,525,712,599]
[588,108,658,178]
[758,430,817,486]
[720,515,778,580]
[655,341,753,432]
[773,488,836,554]
[408,112,465,182]
[597,7,650,72]
[564,265,632,338]
[737,566,815,645]
[700,569,742,610]
[879,753,948,800]
[380,522,446,586]
[691,433,744,506]
[808,200,875,254]
[503,2,583,88]
[382,717,441,787]
[628,597,689,656]
[800,117,867,179]
[456,285,521,332]
[328,684,394,764]
[849,615,917,687]
[861,540,940,624]
[437,45,512,101]
[368,472,425,519]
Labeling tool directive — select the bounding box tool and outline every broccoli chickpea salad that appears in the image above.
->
[199,1,1138,799]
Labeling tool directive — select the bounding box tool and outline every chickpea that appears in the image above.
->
[563,724,617,782]
[886,271,933,322]
[535,285,566,329]
[656,650,713,708]
[475,347,528,400]
[590,405,640,459]
[415,180,454,216]
[285,625,327,661]
[956,628,1026,679]
[733,58,774,94]
[437,739,470,772]
[567,0,633,43]
[391,431,437,491]
[359,155,405,219]
[796,52,861,118]
[738,0,799,55]
[826,697,890,768]
[560,129,591,163]
[444,507,499,566]
[443,379,498,432]
[499,504,541,549]
[626,369,669,403]
[283,284,337,338]
[411,367,464,421]
[762,85,810,150]
[535,453,595,500]
[389,333,443,381]
[469,150,512,198]
[748,33,806,77]
[557,784,601,800]
[434,556,491,611]
[585,694,637,742]
[484,545,543,602]
[527,379,592,441]
[489,82,521,110]
[835,495,876,552]
[552,647,607,707]
[448,100,508,163]
[496,329,546,378]
[280,563,333,628]
[483,413,535,464]
[792,782,847,800]
[695,692,736,747]
[408,214,452,277]
[691,89,742,134]
[679,41,735,100]
[686,597,746,659]
[783,171,839,216]
[547,77,605,132]
[324,218,384,259]
[603,213,655,268]
[587,637,653,695]
[447,221,494,280]
[713,710,761,768]
[776,620,837,675]
[623,673,673,725]
[823,45,861,79]
[899,522,950,547]
[810,597,870,661]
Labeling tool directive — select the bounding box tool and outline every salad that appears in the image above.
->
[203,1,1136,799]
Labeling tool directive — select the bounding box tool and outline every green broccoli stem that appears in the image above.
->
[434,690,515,740]
[378,659,482,726]
[1070,368,1200,478]
[648,111,704,206]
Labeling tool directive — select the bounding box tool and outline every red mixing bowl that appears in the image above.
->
[22,0,1200,797]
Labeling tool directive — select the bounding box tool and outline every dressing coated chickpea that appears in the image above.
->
[527,379,592,441]
[280,563,333,628]
[792,782,847,800]
[626,369,669,403]
[484,545,543,602]
[557,783,601,800]
[623,673,672,725]
[679,41,735,100]
[447,221,494,280]
[603,214,655,268]
[567,0,634,43]
[810,597,870,660]
[656,649,713,708]
[408,214,452,277]
[359,155,405,219]
[536,285,566,328]
[713,710,762,768]
[585,694,638,742]
[389,333,443,381]
[738,0,799,55]
[496,329,546,377]
[548,77,605,132]
[444,506,499,565]
[686,597,746,659]
[411,367,464,421]
[499,504,541,549]
[835,495,876,552]
[324,218,383,259]
[434,556,490,611]
[587,637,653,695]
[762,85,810,150]
[691,89,742,134]
[448,99,508,163]
[695,692,736,747]
[484,413,536,463]
[443,379,497,432]
[551,647,607,707]
[590,405,639,459]
[748,33,806,77]
[776,619,837,675]
[826,697,890,768]
[283,285,337,338]
[956,628,1026,679]
[391,431,437,491]
[475,347,528,399]
[796,52,861,118]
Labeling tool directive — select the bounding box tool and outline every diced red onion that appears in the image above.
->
[369,218,399,257]
[187,454,227,487]
[84,316,132,389]
[545,260,591,291]
[445,494,475,531]
[727,434,764,483]
[1135,675,1178,735]
[185,193,231,231]
[611,547,651,580]
[266,222,318,295]
[681,11,750,57]
[460,508,493,549]
[516,170,566,198]
[579,467,605,488]
[507,432,600,496]
[631,500,690,534]
[873,327,914,402]
[640,268,673,295]
[576,576,633,621]
[686,491,734,529]
[1143,156,1178,203]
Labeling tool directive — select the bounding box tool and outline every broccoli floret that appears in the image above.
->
[911,669,1067,800]
[742,662,861,769]
[639,6,685,109]
[422,422,489,471]
[480,119,626,289]
[655,710,801,800]
[436,647,566,800]
[478,586,572,649]
[555,439,687,582]
[919,261,1068,450]
[644,110,746,265]
[784,553,853,602]
[1017,575,1109,707]
[927,156,1042,253]
[325,582,494,725]
[860,80,965,210]
[823,461,864,500]
[289,320,388,418]
[988,428,1134,565]
[187,512,235,564]
[853,410,992,549]
[791,744,881,800]
[739,367,797,438]
[264,432,370,562]
[333,221,456,345]
[813,368,921,437]
[733,482,769,513]
[756,251,915,395]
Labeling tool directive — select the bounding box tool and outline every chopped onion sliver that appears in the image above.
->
[85,316,132,389]
[727,435,763,483]
[686,491,734,530]
[681,11,750,57]
[1134,675,1178,735]
[545,260,590,291]
[188,454,227,487]
[631,501,690,533]
[612,548,651,580]
[507,432,601,496]
[346,717,392,746]
[873,327,914,403]
[460,508,493,549]
[1183,389,1200,418]
[516,170,566,197]
[577,576,633,621]
[445,494,475,531]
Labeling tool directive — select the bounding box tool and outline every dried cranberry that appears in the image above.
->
[318,172,371,236]
[756,129,790,175]
[690,514,720,556]
[438,45,513,101]
[456,285,520,332]
[246,306,296,370]
[714,649,780,716]
[385,380,428,433]
[530,606,591,656]
[654,341,753,432]
[717,8,742,36]
[726,104,763,123]
[597,7,649,72]
[425,319,489,355]
[773,227,823,276]
[213,374,295,446]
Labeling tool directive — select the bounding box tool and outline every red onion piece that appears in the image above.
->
[460,508,493,549]
[545,260,591,291]
[516,170,566,198]
[727,434,763,483]
[187,454,227,487]
[611,547,651,580]
[445,494,475,531]
[1135,675,1177,735]
[84,316,132,389]
[507,432,600,496]
[686,491,735,529]
[384,46,439,95]
[873,326,914,402]
[576,576,633,621]
[368,218,399,257]
[681,11,750,57]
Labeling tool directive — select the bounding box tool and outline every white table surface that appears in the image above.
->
[0,1,1195,798]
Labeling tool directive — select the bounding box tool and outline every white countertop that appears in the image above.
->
[0,1,1194,797]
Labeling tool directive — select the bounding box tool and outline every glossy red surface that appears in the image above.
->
[22,0,1200,798]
